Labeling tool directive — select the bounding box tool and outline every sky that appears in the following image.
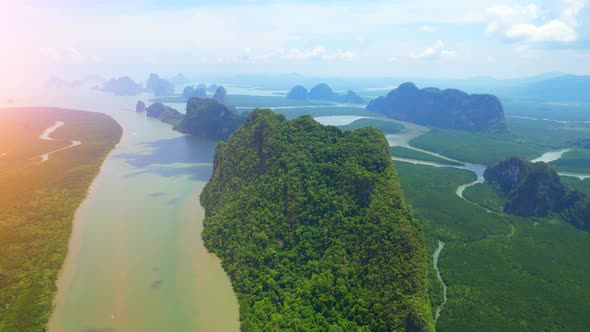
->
[1,0,589,87]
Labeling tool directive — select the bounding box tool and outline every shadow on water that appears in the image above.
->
[114,135,217,181]
[115,135,217,167]
[125,164,213,182]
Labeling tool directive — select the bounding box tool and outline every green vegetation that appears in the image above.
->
[440,218,590,332]
[503,100,590,121]
[551,149,590,174]
[409,128,541,165]
[396,162,590,331]
[145,102,184,126]
[561,177,590,195]
[505,117,590,150]
[462,183,506,212]
[201,109,433,331]
[339,118,403,134]
[395,162,509,243]
[0,108,122,331]
[484,157,589,231]
[391,147,464,166]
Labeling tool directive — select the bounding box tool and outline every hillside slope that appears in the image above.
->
[201,109,433,331]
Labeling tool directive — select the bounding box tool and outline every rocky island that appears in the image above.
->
[146,73,175,96]
[145,102,184,126]
[200,109,432,331]
[366,82,505,131]
[175,97,245,140]
[99,76,143,96]
[484,157,589,231]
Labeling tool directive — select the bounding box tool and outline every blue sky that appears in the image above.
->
[1,0,589,83]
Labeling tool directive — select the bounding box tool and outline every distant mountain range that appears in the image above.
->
[510,75,590,102]
[286,83,364,104]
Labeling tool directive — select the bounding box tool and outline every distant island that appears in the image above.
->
[287,83,364,104]
[514,74,590,102]
[146,73,175,96]
[201,109,432,331]
[135,100,146,112]
[182,85,207,99]
[366,82,505,131]
[145,102,184,127]
[97,73,175,96]
[137,97,246,140]
[484,157,589,231]
[98,76,143,96]
[175,97,245,140]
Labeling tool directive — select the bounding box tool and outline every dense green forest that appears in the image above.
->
[551,149,590,174]
[0,108,122,331]
[396,162,590,331]
[201,109,433,331]
[409,128,540,165]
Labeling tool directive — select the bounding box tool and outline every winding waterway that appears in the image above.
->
[36,121,82,162]
[433,241,447,323]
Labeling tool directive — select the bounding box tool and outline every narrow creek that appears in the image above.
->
[433,240,447,323]
[36,121,82,162]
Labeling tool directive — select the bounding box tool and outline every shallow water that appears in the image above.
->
[531,148,572,163]
[1,87,239,331]
[314,115,368,126]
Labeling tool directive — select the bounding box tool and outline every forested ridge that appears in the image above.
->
[484,156,590,231]
[201,109,433,331]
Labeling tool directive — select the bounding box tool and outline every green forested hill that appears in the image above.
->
[484,157,590,231]
[201,109,433,331]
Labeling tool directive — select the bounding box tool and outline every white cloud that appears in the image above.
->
[282,46,327,60]
[505,20,577,42]
[410,40,456,59]
[486,1,586,44]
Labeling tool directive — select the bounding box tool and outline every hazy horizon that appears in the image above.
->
[1,0,589,91]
